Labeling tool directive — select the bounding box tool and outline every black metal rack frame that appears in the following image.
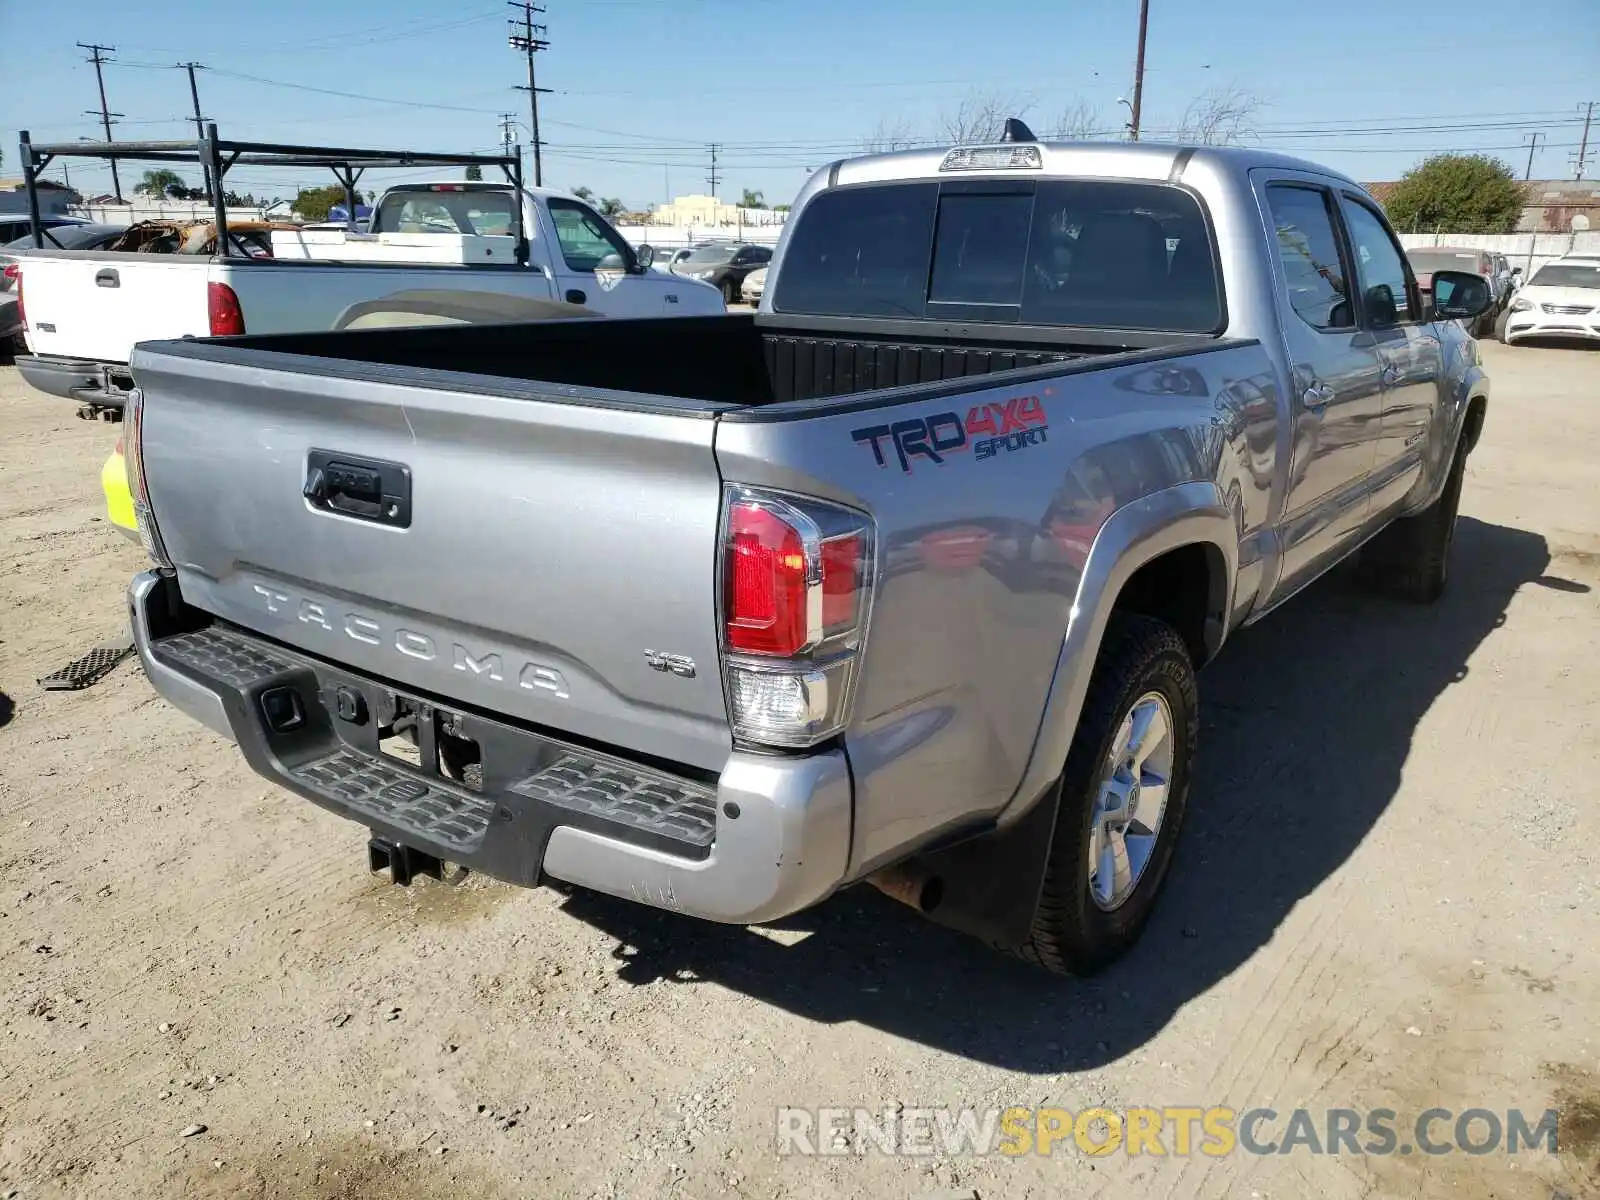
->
[15,122,528,263]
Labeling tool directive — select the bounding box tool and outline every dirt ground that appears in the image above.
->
[1,343,1597,1200]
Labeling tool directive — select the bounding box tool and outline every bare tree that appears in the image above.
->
[937,90,1023,145]
[1171,83,1267,146]
[1052,97,1105,140]
[861,117,921,155]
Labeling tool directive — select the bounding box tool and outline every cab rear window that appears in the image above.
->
[772,179,1222,332]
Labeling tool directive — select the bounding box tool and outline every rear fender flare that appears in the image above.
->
[1002,481,1238,827]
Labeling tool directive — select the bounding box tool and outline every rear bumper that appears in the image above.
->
[15,354,134,408]
[128,570,852,924]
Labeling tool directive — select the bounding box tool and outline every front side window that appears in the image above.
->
[1339,197,1413,326]
[1265,185,1352,332]
[547,199,631,272]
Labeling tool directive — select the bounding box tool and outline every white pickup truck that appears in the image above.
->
[14,181,720,413]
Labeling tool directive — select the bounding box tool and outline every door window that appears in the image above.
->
[1338,197,1415,327]
[547,200,632,272]
[1265,185,1353,331]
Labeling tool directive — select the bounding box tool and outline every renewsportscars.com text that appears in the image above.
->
[776,1105,1562,1158]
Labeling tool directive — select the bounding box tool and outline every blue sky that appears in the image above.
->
[2,0,1596,208]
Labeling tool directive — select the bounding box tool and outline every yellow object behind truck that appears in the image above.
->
[102,441,138,540]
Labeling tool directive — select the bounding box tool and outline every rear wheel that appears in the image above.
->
[721,278,739,305]
[1014,614,1198,976]
[1357,441,1467,604]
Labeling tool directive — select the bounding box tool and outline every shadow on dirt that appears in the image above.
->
[0,689,13,730]
[560,517,1565,1072]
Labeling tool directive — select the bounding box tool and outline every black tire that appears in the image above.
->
[1013,614,1198,976]
[1493,307,1511,344]
[721,278,739,305]
[1356,442,1467,604]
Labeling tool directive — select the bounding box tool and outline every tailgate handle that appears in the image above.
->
[304,450,412,529]
[95,268,120,288]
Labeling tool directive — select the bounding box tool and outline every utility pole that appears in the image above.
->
[1128,0,1150,142]
[707,144,721,199]
[498,112,518,157]
[1573,101,1595,180]
[1522,131,1545,181]
[179,62,212,202]
[506,1,550,186]
[78,42,123,202]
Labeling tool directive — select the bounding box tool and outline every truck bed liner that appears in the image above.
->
[203,314,1092,406]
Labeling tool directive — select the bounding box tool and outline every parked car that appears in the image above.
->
[119,139,1491,975]
[650,246,695,274]
[2,224,124,350]
[672,242,772,304]
[0,214,86,245]
[12,178,721,417]
[741,264,767,305]
[1404,247,1509,335]
[1499,257,1600,344]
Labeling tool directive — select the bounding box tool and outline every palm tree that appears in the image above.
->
[136,168,186,198]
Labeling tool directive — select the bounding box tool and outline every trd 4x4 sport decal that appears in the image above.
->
[852,396,1048,473]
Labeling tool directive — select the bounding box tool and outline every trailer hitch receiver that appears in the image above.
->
[367,835,443,887]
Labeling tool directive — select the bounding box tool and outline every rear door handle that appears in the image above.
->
[1381,363,1401,385]
[95,268,120,288]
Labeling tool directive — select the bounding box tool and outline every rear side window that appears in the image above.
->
[1265,185,1353,331]
[773,180,1221,331]
[373,188,519,236]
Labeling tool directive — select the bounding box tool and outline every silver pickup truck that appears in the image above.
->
[122,140,1493,974]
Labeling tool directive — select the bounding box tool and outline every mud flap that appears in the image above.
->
[898,783,1061,949]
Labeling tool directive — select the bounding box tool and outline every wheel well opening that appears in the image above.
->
[1111,543,1223,665]
[1463,396,1487,455]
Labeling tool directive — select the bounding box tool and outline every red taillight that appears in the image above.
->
[431,183,466,192]
[719,487,874,749]
[207,281,245,336]
[820,534,862,630]
[726,502,808,656]
[2,263,17,284]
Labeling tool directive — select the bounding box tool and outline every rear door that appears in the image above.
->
[132,345,733,772]
[1256,177,1385,603]
[18,253,208,363]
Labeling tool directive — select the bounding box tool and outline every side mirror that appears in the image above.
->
[1432,269,1493,320]
[636,244,655,270]
[1511,266,1523,276]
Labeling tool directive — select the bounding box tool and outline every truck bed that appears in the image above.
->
[197,314,1100,407]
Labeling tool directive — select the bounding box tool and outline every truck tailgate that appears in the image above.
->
[19,253,207,362]
[131,346,733,772]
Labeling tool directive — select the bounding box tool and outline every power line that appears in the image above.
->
[77,42,124,202]
[507,0,551,186]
